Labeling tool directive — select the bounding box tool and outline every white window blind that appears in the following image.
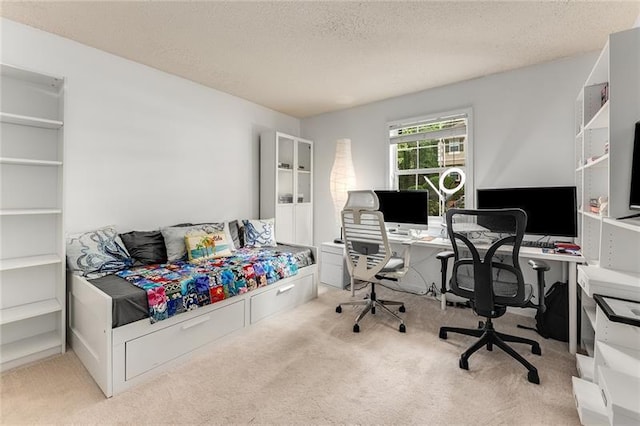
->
[389,113,467,145]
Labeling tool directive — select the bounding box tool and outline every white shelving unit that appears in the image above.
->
[573,28,640,360]
[260,131,313,246]
[574,28,640,263]
[0,63,65,371]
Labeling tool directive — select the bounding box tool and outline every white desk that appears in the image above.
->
[387,234,585,354]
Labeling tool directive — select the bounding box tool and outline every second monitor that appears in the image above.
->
[476,186,578,238]
[374,190,429,234]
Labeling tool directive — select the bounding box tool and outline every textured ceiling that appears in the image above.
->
[1,1,638,118]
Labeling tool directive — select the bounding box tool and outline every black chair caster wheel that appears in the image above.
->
[459,358,469,370]
[528,370,540,384]
[478,321,484,329]
[532,344,542,355]
[439,329,447,339]
[399,324,406,333]
[371,307,376,314]
[399,305,406,313]
[487,342,493,351]
[335,306,342,313]
[353,324,360,333]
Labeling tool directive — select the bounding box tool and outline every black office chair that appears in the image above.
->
[437,208,550,384]
[335,190,410,333]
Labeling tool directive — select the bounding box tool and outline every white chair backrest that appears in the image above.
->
[341,190,392,282]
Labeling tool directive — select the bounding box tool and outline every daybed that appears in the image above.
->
[67,220,318,397]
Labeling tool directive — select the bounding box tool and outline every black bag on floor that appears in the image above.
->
[535,281,569,342]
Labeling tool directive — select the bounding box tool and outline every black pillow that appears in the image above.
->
[119,230,168,265]
[228,220,242,248]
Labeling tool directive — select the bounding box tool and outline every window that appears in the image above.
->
[388,110,472,217]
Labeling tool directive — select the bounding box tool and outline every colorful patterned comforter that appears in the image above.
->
[116,248,299,323]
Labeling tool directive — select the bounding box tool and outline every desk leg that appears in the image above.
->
[568,264,577,355]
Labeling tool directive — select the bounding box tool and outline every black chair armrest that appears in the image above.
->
[437,251,455,294]
[437,251,455,261]
[527,259,550,312]
[527,259,550,271]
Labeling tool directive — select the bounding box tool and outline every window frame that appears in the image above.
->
[387,107,474,220]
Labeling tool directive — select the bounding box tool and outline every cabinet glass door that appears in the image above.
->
[277,136,294,204]
[296,140,312,204]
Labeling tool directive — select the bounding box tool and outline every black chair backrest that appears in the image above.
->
[445,208,527,317]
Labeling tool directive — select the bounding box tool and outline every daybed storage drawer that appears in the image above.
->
[250,275,314,324]
[125,299,245,380]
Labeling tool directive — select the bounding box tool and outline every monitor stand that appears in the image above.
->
[388,228,409,236]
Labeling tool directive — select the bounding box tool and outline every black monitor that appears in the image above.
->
[629,121,640,212]
[374,190,429,232]
[476,186,577,238]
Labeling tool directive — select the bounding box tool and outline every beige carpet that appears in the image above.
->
[0,285,580,425]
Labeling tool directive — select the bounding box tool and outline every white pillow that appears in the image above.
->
[242,218,277,247]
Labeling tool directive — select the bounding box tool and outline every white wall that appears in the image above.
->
[1,19,300,233]
[303,53,598,247]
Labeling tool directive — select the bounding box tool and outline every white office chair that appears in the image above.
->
[335,190,411,333]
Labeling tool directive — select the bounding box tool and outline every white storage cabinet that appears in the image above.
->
[260,131,313,246]
[320,242,348,289]
[573,295,640,425]
[0,64,65,371]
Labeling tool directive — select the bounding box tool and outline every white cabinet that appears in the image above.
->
[573,295,640,425]
[0,64,65,371]
[320,242,348,289]
[574,27,640,266]
[577,262,640,355]
[260,131,313,246]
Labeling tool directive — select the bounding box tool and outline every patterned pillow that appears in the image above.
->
[196,222,237,251]
[185,230,233,262]
[162,223,235,262]
[242,218,277,247]
[66,226,134,278]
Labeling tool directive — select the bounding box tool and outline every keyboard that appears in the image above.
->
[521,240,555,249]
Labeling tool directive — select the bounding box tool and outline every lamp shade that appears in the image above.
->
[329,138,357,228]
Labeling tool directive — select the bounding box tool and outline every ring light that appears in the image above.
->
[439,167,466,195]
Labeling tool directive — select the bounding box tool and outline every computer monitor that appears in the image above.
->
[629,121,640,212]
[374,190,429,233]
[476,186,577,238]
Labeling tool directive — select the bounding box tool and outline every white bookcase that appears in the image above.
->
[574,27,640,266]
[573,27,640,356]
[0,64,65,371]
[260,131,313,246]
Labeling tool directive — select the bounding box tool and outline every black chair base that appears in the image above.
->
[439,318,541,384]
[336,282,406,333]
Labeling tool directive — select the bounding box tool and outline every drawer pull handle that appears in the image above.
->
[181,315,211,330]
[278,284,295,294]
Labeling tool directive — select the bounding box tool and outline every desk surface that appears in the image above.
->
[387,235,585,263]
